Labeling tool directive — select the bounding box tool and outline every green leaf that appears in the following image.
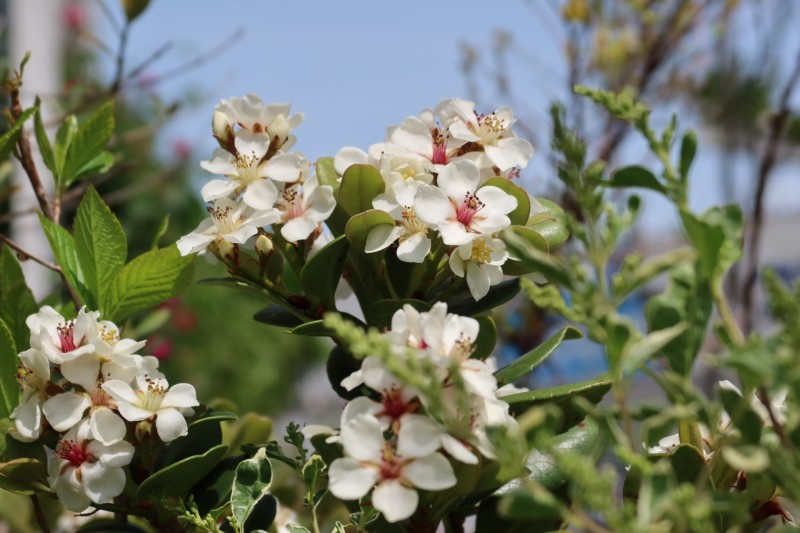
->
[621,323,688,375]
[0,107,36,162]
[62,101,115,186]
[0,458,51,495]
[473,316,497,361]
[606,165,666,194]
[503,374,612,424]
[316,157,339,189]
[481,177,530,226]
[327,346,362,401]
[122,0,150,21]
[497,419,601,495]
[73,150,114,181]
[612,248,696,302]
[299,235,348,310]
[502,226,548,276]
[137,443,228,498]
[286,525,312,533]
[38,212,90,305]
[679,206,743,283]
[253,305,304,328]
[290,313,364,337]
[0,246,38,351]
[527,198,569,250]
[54,115,78,178]
[679,130,697,179]
[384,247,428,298]
[502,228,573,288]
[231,448,274,531]
[74,186,127,309]
[33,104,55,175]
[0,320,19,418]
[158,410,235,469]
[669,444,709,485]
[344,209,395,253]
[191,454,246,515]
[102,245,194,323]
[337,164,385,217]
[495,326,582,386]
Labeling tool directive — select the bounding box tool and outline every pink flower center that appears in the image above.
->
[380,387,417,420]
[57,322,76,352]
[379,445,404,480]
[56,440,90,467]
[432,129,448,165]
[455,192,484,227]
[281,187,304,220]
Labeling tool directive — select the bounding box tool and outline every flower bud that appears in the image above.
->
[217,239,238,264]
[212,110,232,142]
[135,419,154,441]
[255,234,273,257]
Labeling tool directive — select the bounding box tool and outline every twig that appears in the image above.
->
[152,28,244,84]
[126,41,174,80]
[110,21,131,93]
[30,494,51,533]
[741,45,800,333]
[95,0,122,33]
[0,234,62,272]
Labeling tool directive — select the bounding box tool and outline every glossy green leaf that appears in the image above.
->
[38,212,90,305]
[33,104,55,175]
[286,525,312,533]
[481,177,530,226]
[231,448,274,531]
[242,495,277,532]
[150,214,170,250]
[528,198,569,249]
[225,412,273,457]
[102,245,194,323]
[612,248,696,301]
[327,346,362,401]
[384,247,428,298]
[0,107,35,162]
[472,316,497,360]
[159,410,236,468]
[679,130,697,179]
[344,209,395,253]
[137,443,228,498]
[253,305,304,328]
[669,444,709,485]
[74,186,127,309]
[495,326,582,386]
[502,225,548,276]
[299,235,348,310]
[0,458,51,495]
[605,165,666,194]
[192,454,245,515]
[502,228,572,288]
[315,157,339,189]
[310,433,343,468]
[0,320,19,418]
[622,323,687,375]
[62,101,115,186]
[337,164,384,217]
[0,246,38,351]
[54,115,78,178]
[679,205,743,283]
[503,374,612,421]
[72,150,114,181]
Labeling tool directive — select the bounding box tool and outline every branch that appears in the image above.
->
[741,46,800,333]
[0,234,62,272]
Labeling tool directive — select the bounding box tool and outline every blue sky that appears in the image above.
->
[92,0,800,234]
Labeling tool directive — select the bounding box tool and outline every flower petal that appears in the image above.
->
[60,354,100,390]
[155,407,189,442]
[281,217,318,242]
[90,408,127,445]
[242,180,279,210]
[328,457,379,500]
[413,185,452,225]
[162,383,199,409]
[403,452,457,490]
[485,137,534,171]
[43,392,90,432]
[340,414,383,463]
[396,233,430,263]
[397,414,443,458]
[82,462,126,504]
[372,479,419,523]
[438,160,480,201]
[101,380,139,404]
[201,179,238,202]
[365,225,403,253]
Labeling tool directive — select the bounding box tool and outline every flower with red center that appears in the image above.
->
[415,160,517,246]
[449,235,509,301]
[327,414,456,523]
[46,420,134,512]
[27,306,97,365]
[275,174,336,243]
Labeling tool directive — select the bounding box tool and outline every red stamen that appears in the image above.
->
[455,193,484,227]
[57,322,76,352]
[56,440,89,467]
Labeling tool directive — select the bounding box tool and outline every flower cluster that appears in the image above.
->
[335,98,535,300]
[177,94,335,257]
[11,306,198,512]
[324,303,517,523]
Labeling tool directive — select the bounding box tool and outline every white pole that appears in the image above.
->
[9,0,65,299]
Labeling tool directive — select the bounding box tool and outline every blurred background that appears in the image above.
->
[2,0,800,444]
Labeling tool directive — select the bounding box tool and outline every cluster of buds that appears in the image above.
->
[11,306,198,512]
[312,303,519,523]
[334,98,536,300]
[177,95,335,262]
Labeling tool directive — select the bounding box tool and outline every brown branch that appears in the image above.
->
[742,46,800,334]
[0,234,62,272]
[30,495,51,533]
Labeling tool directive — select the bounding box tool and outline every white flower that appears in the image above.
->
[10,349,52,442]
[388,112,462,169]
[378,150,434,187]
[102,378,198,442]
[444,99,534,171]
[176,197,280,256]
[449,236,509,300]
[46,420,134,512]
[200,130,279,210]
[415,160,517,246]
[328,414,456,523]
[276,175,336,242]
[366,181,433,263]
[27,306,97,365]
[213,94,303,151]
[333,143,385,176]
[340,357,421,429]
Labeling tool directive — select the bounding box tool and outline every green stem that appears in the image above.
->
[712,284,745,346]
